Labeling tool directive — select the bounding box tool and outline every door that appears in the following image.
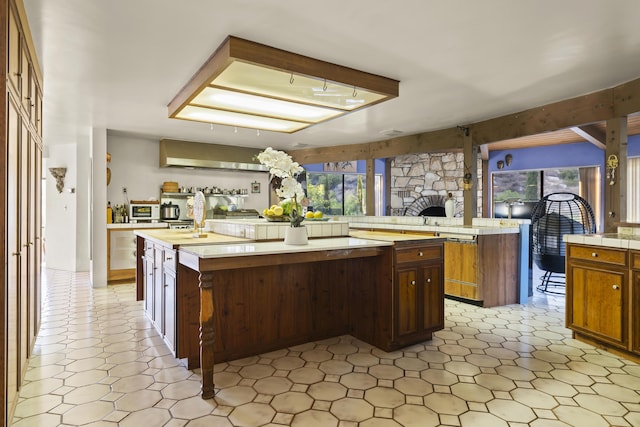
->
[6,95,21,420]
[153,245,164,333]
[423,264,443,331]
[568,263,627,348]
[163,268,176,352]
[396,266,418,337]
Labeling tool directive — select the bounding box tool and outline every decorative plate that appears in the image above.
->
[193,191,206,226]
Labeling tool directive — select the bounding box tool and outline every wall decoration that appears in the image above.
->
[49,167,67,193]
[251,181,261,193]
[324,161,357,172]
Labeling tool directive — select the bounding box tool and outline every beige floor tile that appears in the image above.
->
[13,271,640,427]
[61,401,114,425]
[330,397,374,422]
[393,404,440,427]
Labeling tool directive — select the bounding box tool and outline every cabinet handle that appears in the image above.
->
[591,252,598,257]
[426,278,431,283]
[410,280,416,285]
[418,251,423,257]
[166,257,173,261]
[612,285,620,290]
[12,252,21,256]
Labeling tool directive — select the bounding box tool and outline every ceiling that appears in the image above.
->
[23,0,640,153]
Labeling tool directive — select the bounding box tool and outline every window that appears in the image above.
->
[307,172,383,216]
[492,166,601,229]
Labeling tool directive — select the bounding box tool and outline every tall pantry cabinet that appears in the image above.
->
[2,0,43,425]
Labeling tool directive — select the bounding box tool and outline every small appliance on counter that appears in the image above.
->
[129,201,160,223]
[160,202,181,220]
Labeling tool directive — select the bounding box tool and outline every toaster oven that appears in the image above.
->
[129,202,160,222]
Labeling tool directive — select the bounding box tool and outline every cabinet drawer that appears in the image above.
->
[395,245,442,264]
[163,250,177,272]
[568,245,627,267]
[632,251,640,270]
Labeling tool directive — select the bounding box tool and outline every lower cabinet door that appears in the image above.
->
[422,264,444,331]
[163,269,176,353]
[568,263,627,348]
[396,267,418,337]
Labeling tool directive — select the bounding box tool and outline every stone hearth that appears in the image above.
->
[389,152,482,216]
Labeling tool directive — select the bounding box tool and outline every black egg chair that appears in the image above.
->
[531,192,596,294]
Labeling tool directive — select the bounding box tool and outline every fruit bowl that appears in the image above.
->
[264,215,290,222]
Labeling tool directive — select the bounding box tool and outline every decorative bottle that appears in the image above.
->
[445,193,454,218]
[107,201,113,224]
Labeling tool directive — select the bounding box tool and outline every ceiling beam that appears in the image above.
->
[570,125,606,150]
[289,76,640,163]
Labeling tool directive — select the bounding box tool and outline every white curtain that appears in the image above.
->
[628,157,640,223]
[579,166,601,232]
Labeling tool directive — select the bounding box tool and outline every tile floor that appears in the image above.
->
[10,268,640,427]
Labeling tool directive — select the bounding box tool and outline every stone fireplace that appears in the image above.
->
[404,195,449,217]
[389,152,482,217]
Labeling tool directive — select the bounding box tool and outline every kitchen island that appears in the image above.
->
[564,228,640,362]
[134,229,251,355]
[347,216,525,307]
[136,228,445,399]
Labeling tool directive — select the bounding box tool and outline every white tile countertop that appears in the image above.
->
[107,222,168,229]
[564,233,640,250]
[205,218,350,240]
[179,237,392,259]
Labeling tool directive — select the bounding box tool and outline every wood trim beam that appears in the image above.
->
[570,125,606,150]
[604,117,628,232]
[463,132,477,226]
[289,76,640,163]
[471,90,614,145]
[366,159,375,216]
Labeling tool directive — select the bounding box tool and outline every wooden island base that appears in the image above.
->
[176,238,445,399]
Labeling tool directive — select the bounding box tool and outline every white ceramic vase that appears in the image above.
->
[284,226,308,245]
[445,197,455,218]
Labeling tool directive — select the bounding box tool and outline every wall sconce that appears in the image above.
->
[463,172,473,191]
[49,167,67,193]
[497,160,504,170]
[606,154,618,185]
[505,154,513,166]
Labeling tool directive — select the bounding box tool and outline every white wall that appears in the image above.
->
[45,143,79,271]
[91,128,108,288]
[106,134,270,211]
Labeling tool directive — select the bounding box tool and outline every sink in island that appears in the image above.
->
[134,228,445,399]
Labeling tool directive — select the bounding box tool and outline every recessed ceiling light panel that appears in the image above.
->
[168,36,399,133]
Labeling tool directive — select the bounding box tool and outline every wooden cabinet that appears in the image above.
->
[444,234,519,307]
[632,251,640,354]
[566,244,631,354]
[393,241,443,347]
[139,238,177,354]
[444,240,478,300]
[2,1,43,424]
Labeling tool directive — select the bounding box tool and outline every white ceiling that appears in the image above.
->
[23,0,640,151]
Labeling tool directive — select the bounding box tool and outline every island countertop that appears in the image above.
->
[134,228,251,248]
[179,236,392,260]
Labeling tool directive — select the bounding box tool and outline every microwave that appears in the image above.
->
[129,202,160,222]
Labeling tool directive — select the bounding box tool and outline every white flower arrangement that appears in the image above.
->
[257,147,306,227]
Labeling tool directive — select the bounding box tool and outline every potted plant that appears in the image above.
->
[257,147,307,244]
